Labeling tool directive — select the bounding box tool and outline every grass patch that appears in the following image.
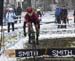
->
[24,37,75,49]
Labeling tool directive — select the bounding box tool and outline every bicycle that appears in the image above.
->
[28,22,39,45]
[28,23,39,61]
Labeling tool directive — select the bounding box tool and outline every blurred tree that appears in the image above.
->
[22,0,31,11]
[0,0,4,25]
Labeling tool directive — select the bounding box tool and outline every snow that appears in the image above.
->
[0,54,16,61]
[6,37,28,49]
[42,11,55,22]
[0,11,75,61]
[0,11,75,49]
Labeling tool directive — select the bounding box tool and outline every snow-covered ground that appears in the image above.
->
[0,11,75,49]
[0,10,75,61]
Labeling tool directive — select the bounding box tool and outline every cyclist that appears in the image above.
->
[36,8,42,30]
[24,7,39,44]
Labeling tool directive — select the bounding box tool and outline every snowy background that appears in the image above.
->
[0,10,75,61]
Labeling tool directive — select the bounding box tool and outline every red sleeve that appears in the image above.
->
[33,12,39,21]
[24,14,28,22]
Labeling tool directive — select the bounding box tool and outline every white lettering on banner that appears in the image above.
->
[52,50,73,56]
[18,51,38,57]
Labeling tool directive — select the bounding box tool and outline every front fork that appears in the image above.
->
[28,22,39,43]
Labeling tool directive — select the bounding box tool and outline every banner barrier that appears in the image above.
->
[4,48,75,57]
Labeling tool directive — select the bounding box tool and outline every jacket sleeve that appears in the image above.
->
[24,14,29,22]
[34,13,39,21]
[13,13,16,18]
[6,13,8,20]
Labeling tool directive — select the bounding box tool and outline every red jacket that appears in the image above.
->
[24,12,39,22]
